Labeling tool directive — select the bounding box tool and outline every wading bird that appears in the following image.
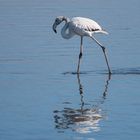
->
[52,16,111,74]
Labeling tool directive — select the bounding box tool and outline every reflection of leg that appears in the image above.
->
[77,73,84,112]
[91,36,112,75]
[77,37,83,74]
[77,73,83,95]
[103,74,111,98]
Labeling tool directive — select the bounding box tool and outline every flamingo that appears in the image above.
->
[52,16,111,75]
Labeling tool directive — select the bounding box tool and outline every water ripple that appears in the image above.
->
[62,67,140,76]
[110,67,140,75]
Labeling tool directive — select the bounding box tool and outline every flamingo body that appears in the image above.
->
[69,17,107,37]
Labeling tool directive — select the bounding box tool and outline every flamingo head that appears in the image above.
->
[52,16,66,33]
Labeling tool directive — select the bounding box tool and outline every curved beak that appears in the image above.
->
[52,22,57,33]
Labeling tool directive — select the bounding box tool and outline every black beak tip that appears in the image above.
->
[54,29,57,33]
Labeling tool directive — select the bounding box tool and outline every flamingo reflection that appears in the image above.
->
[54,74,111,133]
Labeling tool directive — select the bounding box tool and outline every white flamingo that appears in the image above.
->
[52,16,111,74]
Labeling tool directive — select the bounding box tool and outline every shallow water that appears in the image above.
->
[0,0,140,140]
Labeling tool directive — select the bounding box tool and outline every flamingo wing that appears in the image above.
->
[69,17,108,36]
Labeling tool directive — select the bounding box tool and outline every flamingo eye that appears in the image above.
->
[55,19,59,23]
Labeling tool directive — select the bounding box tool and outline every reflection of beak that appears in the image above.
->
[52,23,57,33]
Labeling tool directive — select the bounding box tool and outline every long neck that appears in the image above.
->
[61,18,74,39]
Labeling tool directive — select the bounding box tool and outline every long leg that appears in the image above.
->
[77,36,83,74]
[91,36,111,75]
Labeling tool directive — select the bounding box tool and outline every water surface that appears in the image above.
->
[0,0,140,140]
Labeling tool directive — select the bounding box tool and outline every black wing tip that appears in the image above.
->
[84,28,100,32]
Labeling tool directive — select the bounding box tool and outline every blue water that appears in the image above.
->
[0,0,140,140]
